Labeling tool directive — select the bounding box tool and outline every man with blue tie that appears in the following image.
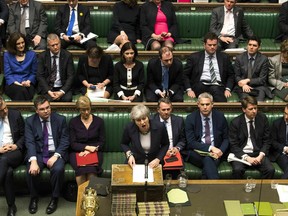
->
[145,46,184,102]
[185,92,229,179]
[54,0,96,49]
[234,35,273,102]
[229,96,274,179]
[270,104,288,179]
[25,95,69,214]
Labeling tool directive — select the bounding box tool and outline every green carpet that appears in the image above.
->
[0,195,76,216]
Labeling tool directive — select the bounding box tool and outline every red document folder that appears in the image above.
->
[76,152,98,166]
[163,151,183,170]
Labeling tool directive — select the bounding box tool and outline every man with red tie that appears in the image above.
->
[185,92,229,179]
[25,95,69,214]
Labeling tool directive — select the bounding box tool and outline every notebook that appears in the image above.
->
[76,152,98,166]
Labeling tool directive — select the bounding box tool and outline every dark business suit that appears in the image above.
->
[185,109,229,179]
[183,50,234,102]
[151,113,186,178]
[151,113,186,151]
[210,6,253,49]
[37,49,75,102]
[145,57,184,102]
[0,109,24,207]
[121,119,169,164]
[0,0,8,48]
[25,112,69,198]
[279,2,288,41]
[54,3,95,49]
[234,51,273,101]
[229,112,275,179]
[140,1,179,49]
[7,0,47,49]
[270,117,288,179]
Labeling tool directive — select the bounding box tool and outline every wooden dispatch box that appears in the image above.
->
[111,164,164,202]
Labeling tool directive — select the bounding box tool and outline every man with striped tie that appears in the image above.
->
[183,32,235,102]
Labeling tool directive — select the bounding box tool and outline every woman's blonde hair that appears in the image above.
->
[76,96,91,110]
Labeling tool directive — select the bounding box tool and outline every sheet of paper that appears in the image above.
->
[86,86,106,99]
[167,188,189,204]
[132,164,154,183]
[223,200,242,216]
[224,48,246,53]
[80,32,98,44]
[277,184,288,203]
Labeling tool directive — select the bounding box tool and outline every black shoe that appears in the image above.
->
[46,197,58,214]
[28,197,38,214]
[7,204,17,216]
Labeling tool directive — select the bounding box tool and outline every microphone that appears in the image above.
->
[144,159,148,179]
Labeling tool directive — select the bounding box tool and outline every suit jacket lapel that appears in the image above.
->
[28,2,34,29]
[50,113,58,148]
[35,115,43,147]
[199,52,205,77]
[233,8,238,31]
[240,115,248,139]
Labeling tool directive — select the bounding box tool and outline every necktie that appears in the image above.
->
[67,8,75,36]
[248,57,254,79]
[20,6,27,35]
[50,55,57,86]
[162,66,169,92]
[249,120,257,149]
[204,117,211,145]
[209,55,217,84]
[0,120,4,147]
[42,120,49,164]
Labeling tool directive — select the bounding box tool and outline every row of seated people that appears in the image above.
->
[2,31,288,103]
[0,0,287,52]
[0,91,287,215]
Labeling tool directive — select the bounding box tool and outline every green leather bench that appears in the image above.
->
[0,57,284,103]
[45,10,280,51]
[10,110,284,191]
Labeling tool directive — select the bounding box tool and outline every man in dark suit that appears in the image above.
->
[234,35,273,102]
[7,0,47,50]
[183,32,234,102]
[151,98,186,178]
[54,0,95,49]
[279,1,288,41]
[37,33,75,102]
[0,0,8,49]
[0,96,25,216]
[209,0,253,50]
[185,92,229,179]
[229,96,274,179]
[270,104,288,179]
[25,95,69,214]
[145,46,183,102]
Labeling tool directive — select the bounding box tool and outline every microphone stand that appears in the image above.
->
[144,159,148,202]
